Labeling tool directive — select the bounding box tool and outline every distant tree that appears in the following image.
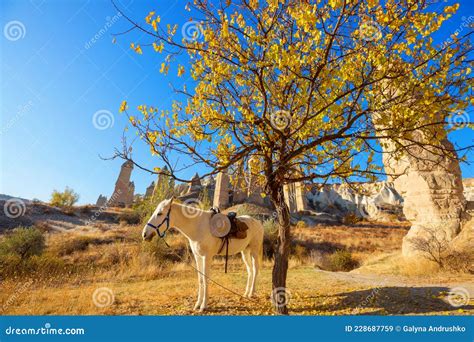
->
[113,0,472,313]
[198,187,212,209]
[50,187,79,208]
[153,169,175,203]
[134,171,176,222]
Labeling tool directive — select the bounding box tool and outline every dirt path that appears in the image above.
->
[316,268,474,292]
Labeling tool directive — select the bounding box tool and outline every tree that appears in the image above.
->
[112,0,472,313]
[50,187,79,208]
[133,168,176,222]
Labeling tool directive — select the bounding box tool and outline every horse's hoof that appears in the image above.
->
[193,304,200,311]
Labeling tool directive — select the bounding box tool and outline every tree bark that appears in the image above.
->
[270,183,292,315]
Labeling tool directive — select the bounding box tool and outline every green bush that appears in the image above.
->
[50,187,79,208]
[0,227,45,260]
[327,250,359,271]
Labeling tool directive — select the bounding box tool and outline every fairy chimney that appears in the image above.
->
[213,171,230,209]
[108,161,135,207]
[145,181,155,198]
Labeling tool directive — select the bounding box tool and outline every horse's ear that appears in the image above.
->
[169,196,175,204]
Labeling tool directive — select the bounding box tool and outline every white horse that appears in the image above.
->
[142,198,264,312]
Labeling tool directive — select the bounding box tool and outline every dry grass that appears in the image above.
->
[1,220,472,315]
[292,221,410,263]
[1,264,472,315]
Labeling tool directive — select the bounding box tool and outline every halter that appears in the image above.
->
[146,205,172,238]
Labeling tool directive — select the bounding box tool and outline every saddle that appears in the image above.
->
[225,212,249,239]
[210,208,249,240]
[210,208,249,273]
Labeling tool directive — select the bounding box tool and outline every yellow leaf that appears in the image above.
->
[130,43,142,54]
[119,100,128,113]
[145,11,155,24]
[177,65,185,77]
[153,42,164,53]
[444,4,459,14]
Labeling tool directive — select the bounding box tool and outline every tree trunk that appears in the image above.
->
[270,183,292,314]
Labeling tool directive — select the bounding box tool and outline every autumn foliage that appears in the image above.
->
[115,0,472,313]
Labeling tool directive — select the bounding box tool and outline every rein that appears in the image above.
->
[147,206,172,239]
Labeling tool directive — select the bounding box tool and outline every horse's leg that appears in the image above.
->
[241,249,252,297]
[249,246,261,298]
[199,255,211,312]
[193,253,204,311]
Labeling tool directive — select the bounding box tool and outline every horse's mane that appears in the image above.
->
[175,201,212,214]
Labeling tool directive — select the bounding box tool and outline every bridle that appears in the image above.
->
[146,205,172,238]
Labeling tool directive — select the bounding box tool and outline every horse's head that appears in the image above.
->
[142,197,173,241]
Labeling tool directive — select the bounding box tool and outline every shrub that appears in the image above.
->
[262,219,279,260]
[0,254,66,278]
[442,251,474,274]
[34,221,53,233]
[131,198,155,224]
[295,220,307,229]
[408,228,474,273]
[327,249,359,271]
[53,235,109,256]
[79,205,94,214]
[0,227,45,260]
[292,244,307,263]
[198,187,212,209]
[62,207,76,216]
[132,172,176,224]
[233,203,267,217]
[50,187,79,208]
[118,211,141,225]
[141,238,180,263]
[342,213,362,225]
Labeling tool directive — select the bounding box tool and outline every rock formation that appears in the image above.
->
[306,182,404,221]
[145,181,155,198]
[96,194,107,207]
[381,137,466,256]
[108,161,135,207]
[284,182,310,212]
[463,178,474,201]
[188,173,202,194]
[370,78,467,256]
[213,171,230,209]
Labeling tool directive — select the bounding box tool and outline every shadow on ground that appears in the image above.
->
[293,286,473,314]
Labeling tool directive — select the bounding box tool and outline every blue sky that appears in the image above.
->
[0,0,473,205]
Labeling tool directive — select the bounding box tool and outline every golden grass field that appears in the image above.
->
[1,218,473,316]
